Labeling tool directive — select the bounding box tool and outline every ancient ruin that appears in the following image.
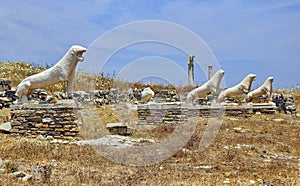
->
[246,77,274,103]
[16,45,86,101]
[186,70,224,102]
[140,87,155,103]
[0,45,295,140]
[10,100,80,140]
[217,74,256,103]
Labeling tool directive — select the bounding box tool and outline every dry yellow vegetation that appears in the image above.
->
[0,61,64,92]
[0,61,299,185]
[0,113,298,185]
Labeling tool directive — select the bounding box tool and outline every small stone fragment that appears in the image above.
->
[0,169,6,174]
[22,174,33,181]
[9,171,26,178]
[223,178,230,184]
[249,180,256,185]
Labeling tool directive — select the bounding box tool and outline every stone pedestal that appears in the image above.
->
[10,100,81,140]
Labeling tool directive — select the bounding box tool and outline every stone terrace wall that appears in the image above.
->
[10,100,81,140]
[138,103,188,125]
[137,103,225,125]
[138,103,277,125]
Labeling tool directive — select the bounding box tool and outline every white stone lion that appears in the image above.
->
[16,45,86,101]
[186,70,224,102]
[217,74,256,102]
[246,77,274,103]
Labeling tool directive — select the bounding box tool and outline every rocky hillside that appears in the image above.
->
[0,61,185,93]
[0,61,93,92]
[0,62,45,87]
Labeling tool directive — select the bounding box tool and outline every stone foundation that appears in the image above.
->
[10,100,81,140]
[137,103,188,125]
[138,102,277,125]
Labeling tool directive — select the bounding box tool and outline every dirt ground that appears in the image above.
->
[0,107,298,185]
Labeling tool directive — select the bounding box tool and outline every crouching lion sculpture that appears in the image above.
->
[16,45,86,101]
[245,77,274,103]
[186,70,225,102]
[217,74,256,102]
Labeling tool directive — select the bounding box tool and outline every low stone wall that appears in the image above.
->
[10,100,81,140]
[138,103,188,125]
[137,103,226,125]
[138,103,277,125]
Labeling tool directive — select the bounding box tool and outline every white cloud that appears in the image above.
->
[0,0,298,88]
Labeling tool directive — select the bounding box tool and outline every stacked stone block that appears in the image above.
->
[138,103,188,125]
[138,103,277,125]
[10,101,81,140]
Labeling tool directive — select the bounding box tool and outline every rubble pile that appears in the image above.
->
[0,78,17,109]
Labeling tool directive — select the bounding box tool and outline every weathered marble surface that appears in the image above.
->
[217,74,256,102]
[246,77,274,103]
[140,87,154,102]
[16,45,86,101]
[186,70,225,102]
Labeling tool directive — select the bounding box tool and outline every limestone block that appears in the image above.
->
[15,125,25,129]
[11,121,21,126]
[18,130,27,134]
[10,129,19,133]
[39,128,52,131]
[63,125,77,128]
[34,124,48,128]
[27,116,42,123]
[11,110,26,115]
[48,110,57,114]
[64,132,77,136]
[16,117,25,121]
[54,128,66,132]
[49,124,63,128]
[36,110,46,115]
[0,122,11,133]
[42,118,53,123]
[60,113,71,117]
[70,128,79,132]
[63,117,74,121]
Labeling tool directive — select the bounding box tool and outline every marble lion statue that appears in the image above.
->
[217,74,256,102]
[16,45,86,101]
[186,70,225,102]
[245,77,274,103]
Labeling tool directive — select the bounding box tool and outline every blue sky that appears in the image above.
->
[0,0,299,88]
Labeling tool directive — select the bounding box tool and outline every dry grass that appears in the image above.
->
[0,61,65,92]
[0,109,299,185]
[0,61,181,93]
[0,61,299,185]
[0,108,10,123]
[274,89,300,111]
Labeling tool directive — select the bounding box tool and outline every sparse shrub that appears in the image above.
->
[4,160,19,173]
[225,149,237,162]
[33,162,52,183]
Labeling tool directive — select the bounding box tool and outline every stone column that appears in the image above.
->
[63,81,67,96]
[188,55,195,86]
[208,65,213,80]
